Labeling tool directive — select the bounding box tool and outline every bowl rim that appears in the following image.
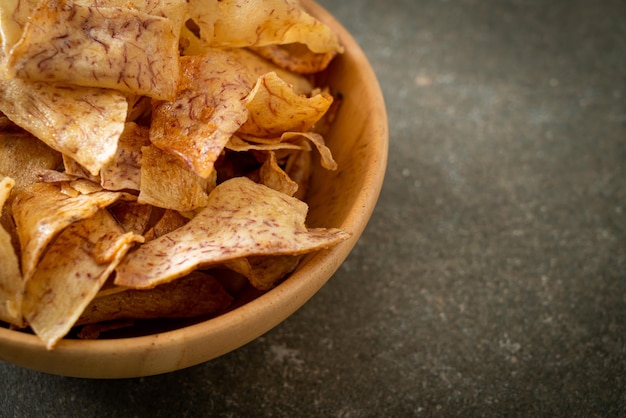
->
[0,0,389,378]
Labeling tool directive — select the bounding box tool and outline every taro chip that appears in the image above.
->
[251,43,337,74]
[150,52,254,178]
[179,34,313,96]
[0,78,127,176]
[0,132,63,193]
[0,176,23,326]
[7,1,180,100]
[76,271,232,327]
[239,71,333,138]
[284,149,312,201]
[143,209,189,242]
[115,177,351,289]
[100,123,151,191]
[21,209,143,350]
[11,182,124,281]
[0,0,37,76]
[189,0,343,55]
[72,0,190,32]
[138,145,215,212]
[108,201,153,235]
[282,131,338,171]
[225,135,307,153]
[259,151,299,197]
[224,254,302,290]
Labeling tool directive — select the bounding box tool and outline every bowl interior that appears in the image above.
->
[0,0,388,378]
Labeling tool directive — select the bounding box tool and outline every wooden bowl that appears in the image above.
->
[0,0,388,378]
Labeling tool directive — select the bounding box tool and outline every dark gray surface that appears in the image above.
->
[1,0,625,416]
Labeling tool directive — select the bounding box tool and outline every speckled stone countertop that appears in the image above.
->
[1,0,624,416]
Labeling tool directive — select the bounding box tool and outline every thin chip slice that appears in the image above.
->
[138,145,214,212]
[225,135,307,153]
[251,43,337,74]
[259,151,299,196]
[115,176,351,289]
[11,182,125,281]
[7,1,180,100]
[0,177,23,326]
[108,201,153,235]
[21,209,143,350]
[76,271,232,327]
[282,131,338,170]
[0,79,127,176]
[100,123,150,191]
[143,209,189,242]
[189,0,343,54]
[179,30,313,96]
[73,0,189,31]
[150,52,254,178]
[0,0,38,77]
[284,148,312,201]
[0,131,63,193]
[239,71,333,138]
[224,254,302,290]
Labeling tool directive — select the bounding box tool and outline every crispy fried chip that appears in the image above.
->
[259,151,299,196]
[0,132,63,193]
[115,177,350,289]
[283,131,338,170]
[100,123,150,191]
[179,31,314,96]
[143,209,189,242]
[224,254,302,290]
[7,1,181,100]
[226,135,309,152]
[77,271,232,327]
[0,176,23,326]
[189,0,343,54]
[239,71,333,138]
[138,145,215,212]
[108,201,153,235]
[284,148,312,201]
[150,52,254,178]
[0,0,37,77]
[0,79,127,176]
[251,43,337,74]
[21,209,143,349]
[11,182,125,281]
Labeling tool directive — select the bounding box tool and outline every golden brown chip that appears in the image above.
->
[224,254,302,290]
[225,135,307,153]
[108,201,153,236]
[284,148,312,201]
[189,0,343,54]
[239,71,333,138]
[7,1,180,100]
[11,182,125,281]
[143,209,189,242]
[259,151,299,196]
[0,176,23,327]
[76,271,232,327]
[0,79,127,176]
[138,145,215,212]
[282,131,338,170]
[115,176,351,289]
[100,123,150,191]
[21,209,143,350]
[0,0,37,77]
[150,52,254,178]
[251,43,337,74]
[179,31,314,96]
[0,131,63,193]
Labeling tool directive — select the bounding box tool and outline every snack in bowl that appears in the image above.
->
[0,0,388,378]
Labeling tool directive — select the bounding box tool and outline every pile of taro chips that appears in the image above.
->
[0,0,350,350]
